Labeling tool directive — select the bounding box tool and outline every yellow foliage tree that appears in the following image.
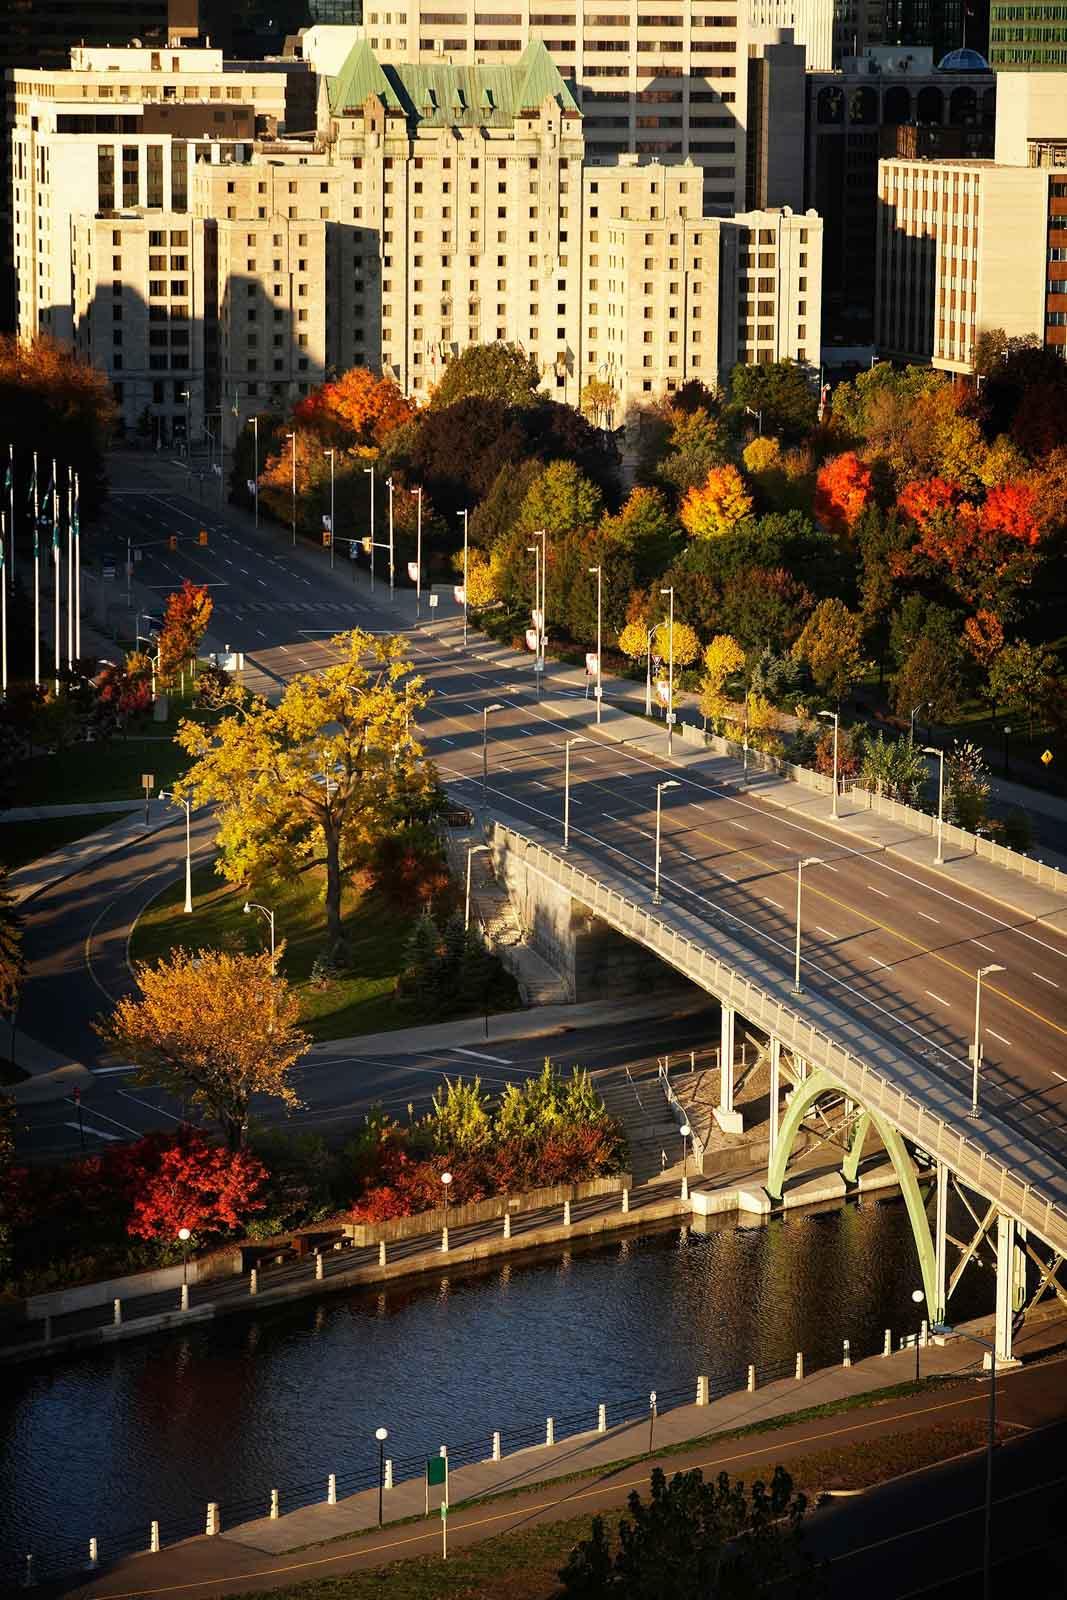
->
[699,633,745,723]
[742,436,781,476]
[452,547,500,609]
[653,619,700,667]
[792,599,867,703]
[175,630,432,956]
[617,620,651,661]
[98,948,309,1150]
[680,465,754,539]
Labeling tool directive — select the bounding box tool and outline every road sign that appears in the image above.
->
[440,1503,448,1519]
[1042,750,1053,766]
[141,773,155,792]
[429,594,439,609]
[585,652,599,675]
[453,584,466,604]
[426,1456,447,1487]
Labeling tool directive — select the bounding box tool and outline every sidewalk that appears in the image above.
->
[8,807,176,907]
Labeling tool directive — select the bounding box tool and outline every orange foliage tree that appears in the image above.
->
[898,476,1044,612]
[0,334,117,518]
[679,464,753,539]
[814,452,874,537]
[293,367,413,449]
[158,580,213,685]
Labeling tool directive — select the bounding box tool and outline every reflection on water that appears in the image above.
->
[0,1196,991,1565]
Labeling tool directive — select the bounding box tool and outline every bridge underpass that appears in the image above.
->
[484,815,1067,1365]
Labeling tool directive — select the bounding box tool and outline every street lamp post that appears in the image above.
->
[653,780,681,904]
[481,702,504,809]
[440,1170,452,1249]
[588,564,603,724]
[178,1226,191,1287]
[458,508,469,647]
[1003,724,1011,778]
[969,964,1006,1118]
[414,486,423,620]
[243,900,276,965]
[286,432,297,546]
[660,586,675,756]
[158,789,193,914]
[793,857,822,994]
[364,465,376,590]
[526,541,541,696]
[930,1321,998,1600]
[818,709,840,819]
[679,1121,691,1200]
[909,701,929,744]
[923,745,946,864]
[463,844,489,934]
[324,450,336,571]
[563,735,587,850]
[911,1288,924,1381]
[180,388,192,457]
[533,529,546,686]
[386,474,395,597]
[744,405,762,435]
[644,625,657,718]
[252,414,259,529]
[375,1428,389,1526]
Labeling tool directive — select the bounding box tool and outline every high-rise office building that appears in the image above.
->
[989,2,1067,69]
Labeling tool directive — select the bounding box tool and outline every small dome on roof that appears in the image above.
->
[937,46,990,70]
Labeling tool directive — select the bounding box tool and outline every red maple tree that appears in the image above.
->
[814,452,874,537]
[120,1127,267,1240]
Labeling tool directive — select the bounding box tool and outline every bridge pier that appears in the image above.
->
[768,1037,781,1159]
[991,1213,1025,1368]
[714,1004,743,1134]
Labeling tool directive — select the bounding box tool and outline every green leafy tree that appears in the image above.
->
[730,359,818,442]
[946,739,991,831]
[514,459,604,540]
[597,487,680,583]
[859,732,929,805]
[426,1076,494,1154]
[431,342,541,409]
[988,640,1056,736]
[892,632,965,725]
[792,599,867,704]
[0,866,26,1024]
[658,406,728,496]
[560,1465,818,1599]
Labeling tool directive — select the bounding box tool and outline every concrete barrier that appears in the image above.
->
[27,1255,215,1319]
[345,1175,630,1246]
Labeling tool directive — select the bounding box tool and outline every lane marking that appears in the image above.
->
[816,927,837,940]
[1034,972,1059,988]
[925,991,951,1008]
[868,956,890,969]
[972,941,995,953]
[1053,1070,1067,1083]
[867,885,890,899]
[449,1047,514,1065]
[64,1122,121,1142]
[917,912,939,924]
[988,1030,1011,1047]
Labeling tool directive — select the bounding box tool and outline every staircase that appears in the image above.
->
[444,829,571,1007]
[594,1066,689,1187]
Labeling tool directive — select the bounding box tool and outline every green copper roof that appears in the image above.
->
[327,38,580,124]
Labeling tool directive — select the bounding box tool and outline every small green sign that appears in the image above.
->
[440,1502,448,1519]
[426,1456,447,1487]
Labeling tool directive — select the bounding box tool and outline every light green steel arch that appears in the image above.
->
[843,1111,872,1184]
[766,1069,939,1319]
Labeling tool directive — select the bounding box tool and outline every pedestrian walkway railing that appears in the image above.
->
[492,823,1067,1260]
[3,1327,918,1587]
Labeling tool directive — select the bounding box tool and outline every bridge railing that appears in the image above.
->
[495,823,1067,1259]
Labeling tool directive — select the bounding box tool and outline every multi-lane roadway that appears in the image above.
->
[21,453,1067,1189]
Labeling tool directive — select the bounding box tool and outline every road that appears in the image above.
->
[23,452,1067,1194]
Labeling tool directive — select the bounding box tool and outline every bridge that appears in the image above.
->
[405,618,1067,1368]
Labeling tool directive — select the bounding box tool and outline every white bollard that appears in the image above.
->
[441,1226,449,1253]
[385,1459,393,1490]
[379,1240,387,1267]
[150,1522,160,1553]
[681,1175,689,1202]
[883,1328,892,1357]
[87,1538,98,1570]
[696,1375,709,1406]
[23,1554,34,1588]
[503,1212,512,1239]
[795,1351,804,1380]
[621,1187,630,1214]
[921,1319,929,1347]
[546,1416,555,1446]
[113,1298,122,1326]
[747,1364,757,1393]
[597,1403,607,1433]
[270,1489,279,1520]
[843,1339,851,1368]
[249,1269,258,1296]
[180,1284,189,1312]
[206,1503,220,1537]
[315,1252,324,1282]
[327,1474,337,1505]
[492,1431,501,1460]
[563,1201,571,1228]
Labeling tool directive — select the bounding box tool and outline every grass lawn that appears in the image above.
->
[0,811,131,871]
[129,863,519,1042]
[9,736,189,807]
[247,1419,1001,1600]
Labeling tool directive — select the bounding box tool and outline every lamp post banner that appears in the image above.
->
[585,653,599,675]
[526,629,539,652]
[407,561,419,582]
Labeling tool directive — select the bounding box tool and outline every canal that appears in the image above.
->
[1,1195,991,1580]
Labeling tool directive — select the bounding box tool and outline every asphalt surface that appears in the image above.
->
[49,1351,1067,1600]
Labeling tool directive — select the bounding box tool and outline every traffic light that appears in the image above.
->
[198,529,208,546]
[168,535,178,551]
[322,530,332,547]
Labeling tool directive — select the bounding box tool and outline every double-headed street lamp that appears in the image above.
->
[481,703,504,808]
[924,745,946,864]
[563,735,587,851]
[588,564,603,724]
[969,964,1006,1118]
[793,857,822,994]
[158,789,193,914]
[817,709,840,819]
[243,899,276,965]
[653,779,681,904]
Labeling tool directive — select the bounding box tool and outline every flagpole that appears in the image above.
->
[6,444,14,589]
[32,450,40,689]
[74,472,81,659]
[53,456,60,694]
[1,512,7,698]
[67,465,74,667]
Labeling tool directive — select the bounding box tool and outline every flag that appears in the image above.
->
[3,462,10,493]
[39,476,53,529]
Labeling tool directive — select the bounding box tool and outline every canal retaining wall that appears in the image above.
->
[343,1175,629,1246]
